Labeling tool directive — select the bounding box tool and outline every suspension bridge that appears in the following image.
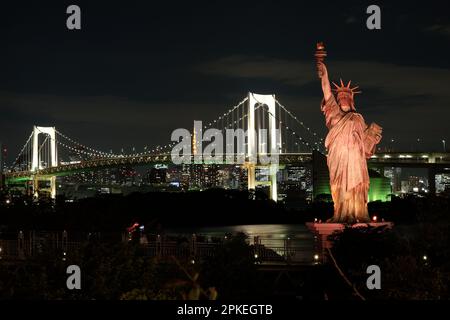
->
[3,92,450,200]
[3,93,326,200]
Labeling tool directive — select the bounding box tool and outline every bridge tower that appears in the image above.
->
[31,126,58,199]
[31,126,58,171]
[246,92,281,202]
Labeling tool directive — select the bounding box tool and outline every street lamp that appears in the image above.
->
[443,140,446,152]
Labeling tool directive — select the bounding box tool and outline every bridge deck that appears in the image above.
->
[5,152,450,182]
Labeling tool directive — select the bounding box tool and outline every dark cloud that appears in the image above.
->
[424,24,450,37]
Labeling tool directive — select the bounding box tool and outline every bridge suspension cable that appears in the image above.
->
[11,131,33,170]
[198,94,325,155]
[55,130,120,157]
[263,102,325,154]
[275,99,325,148]
[202,97,249,131]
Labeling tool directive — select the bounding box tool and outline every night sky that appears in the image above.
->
[1,1,449,163]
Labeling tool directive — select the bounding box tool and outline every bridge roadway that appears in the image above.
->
[4,153,314,182]
[4,151,450,183]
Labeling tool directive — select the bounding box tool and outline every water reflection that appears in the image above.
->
[166,224,316,262]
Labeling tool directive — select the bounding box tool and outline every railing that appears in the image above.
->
[0,231,317,265]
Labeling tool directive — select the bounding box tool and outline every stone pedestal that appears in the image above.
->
[305,222,394,262]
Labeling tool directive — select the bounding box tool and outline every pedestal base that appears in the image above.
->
[305,222,394,262]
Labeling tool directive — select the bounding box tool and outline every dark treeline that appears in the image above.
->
[329,214,450,299]
[1,189,450,232]
[1,189,285,232]
[1,189,449,300]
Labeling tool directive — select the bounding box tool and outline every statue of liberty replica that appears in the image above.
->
[315,43,382,224]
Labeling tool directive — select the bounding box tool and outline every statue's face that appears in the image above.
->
[337,93,354,112]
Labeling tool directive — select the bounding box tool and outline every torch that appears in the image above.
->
[314,42,327,77]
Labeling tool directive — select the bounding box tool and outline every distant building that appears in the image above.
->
[393,168,402,193]
[144,165,167,184]
[217,167,231,188]
[435,173,450,194]
[367,170,392,201]
[408,176,420,192]
[230,165,246,189]
[382,167,402,194]
[278,164,313,203]
[398,175,428,193]
[401,181,410,193]
[60,166,139,186]
[189,164,219,190]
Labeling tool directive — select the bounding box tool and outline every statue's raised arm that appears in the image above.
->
[315,42,332,102]
[317,61,332,102]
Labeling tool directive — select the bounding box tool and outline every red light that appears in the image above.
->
[127,222,139,232]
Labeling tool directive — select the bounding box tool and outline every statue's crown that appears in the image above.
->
[332,79,361,96]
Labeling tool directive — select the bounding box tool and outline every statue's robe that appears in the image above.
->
[321,95,381,223]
